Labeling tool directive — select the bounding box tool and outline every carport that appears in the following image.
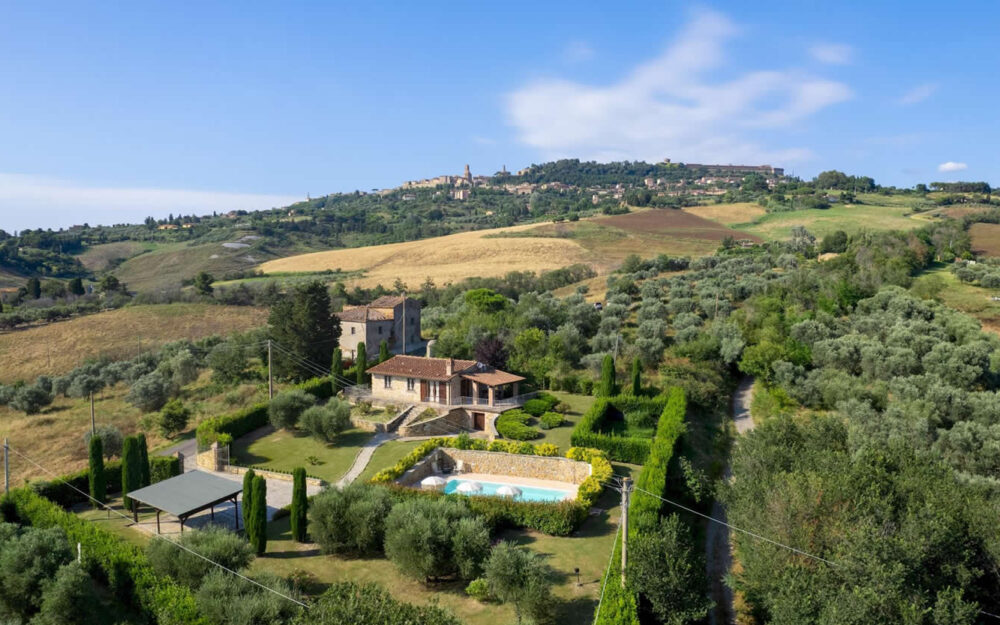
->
[126,470,243,534]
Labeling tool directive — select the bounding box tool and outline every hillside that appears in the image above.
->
[0,303,267,383]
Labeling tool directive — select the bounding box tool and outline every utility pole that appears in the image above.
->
[90,392,96,435]
[621,476,631,588]
[3,438,9,495]
[267,340,274,400]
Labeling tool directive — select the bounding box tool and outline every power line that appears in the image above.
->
[5,444,309,609]
[592,510,623,625]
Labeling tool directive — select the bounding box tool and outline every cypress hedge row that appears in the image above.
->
[2,488,207,625]
[196,377,335,447]
[593,387,687,624]
[569,395,669,463]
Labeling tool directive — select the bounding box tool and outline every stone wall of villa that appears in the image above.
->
[398,448,591,487]
[398,408,472,437]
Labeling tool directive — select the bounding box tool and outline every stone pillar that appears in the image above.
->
[488,386,495,407]
[512,382,520,398]
[472,381,479,405]
[175,451,185,474]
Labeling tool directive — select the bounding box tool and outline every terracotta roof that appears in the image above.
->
[369,295,420,308]
[366,355,523,386]
[336,306,389,322]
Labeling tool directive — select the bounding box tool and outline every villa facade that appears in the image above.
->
[336,295,421,360]
[364,355,527,421]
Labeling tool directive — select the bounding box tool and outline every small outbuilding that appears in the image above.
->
[126,470,243,534]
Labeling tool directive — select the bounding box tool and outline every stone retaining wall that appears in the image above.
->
[398,448,591,487]
[222,464,325,488]
[399,408,472,437]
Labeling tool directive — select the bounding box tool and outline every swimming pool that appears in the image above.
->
[443,478,572,503]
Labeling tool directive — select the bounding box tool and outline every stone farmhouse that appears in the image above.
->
[364,355,526,431]
[336,295,422,361]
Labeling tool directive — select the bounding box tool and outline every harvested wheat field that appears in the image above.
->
[0,303,267,383]
[597,208,761,241]
[259,223,594,288]
[683,202,767,225]
[970,223,1000,256]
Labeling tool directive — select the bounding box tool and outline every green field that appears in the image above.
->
[232,427,374,483]
[912,264,1000,335]
[738,195,928,240]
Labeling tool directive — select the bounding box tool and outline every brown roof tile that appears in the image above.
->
[336,306,389,322]
[366,355,523,385]
[369,295,420,308]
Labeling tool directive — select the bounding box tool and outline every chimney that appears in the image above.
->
[446,357,453,376]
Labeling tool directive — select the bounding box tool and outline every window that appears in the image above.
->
[350,326,356,335]
[406,378,415,391]
[384,376,392,389]
[378,326,383,335]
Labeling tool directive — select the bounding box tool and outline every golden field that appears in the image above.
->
[0,303,267,383]
[683,202,767,225]
[259,223,594,288]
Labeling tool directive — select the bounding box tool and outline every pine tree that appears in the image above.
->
[598,354,617,397]
[356,342,368,385]
[121,436,141,512]
[331,348,343,394]
[242,469,256,531]
[379,340,390,363]
[290,467,307,542]
[267,281,340,380]
[88,436,105,507]
[250,475,268,555]
[136,433,150,487]
[630,357,641,396]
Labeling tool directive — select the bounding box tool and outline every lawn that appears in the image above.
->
[231,427,374,483]
[253,461,637,625]
[356,439,423,483]
[0,303,268,383]
[532,391,594,452]
[912,264,1000,336]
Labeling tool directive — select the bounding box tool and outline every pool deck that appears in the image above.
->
[427,472,579,500]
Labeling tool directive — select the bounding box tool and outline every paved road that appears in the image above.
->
[156,437,198,471]
[707,376,755,625]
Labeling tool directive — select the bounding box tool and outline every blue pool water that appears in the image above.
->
[443,479,572,503]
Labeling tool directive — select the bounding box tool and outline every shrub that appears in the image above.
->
[465,577,491,602]
[496,410,541,440]
[296,582,461,625]
[196,569,301,625]
[121,436,142,512]
[147,525,255,589]
[31,561,100,625]
[242,469,256,531]
[521,399,550,417]
[3,489,204,624]
[10,384,53,414]
[84,425,122,459]
[538,412,564,430]
[569,396,673,463]
[0,525,72,619]
[249,475,267,555]
[310,483,394,555]
[158,399,190,438]
[300,399,351,443]
[597,354,617,397]
[150,455,181,484]
[268,389,316,429]
[451,515,492,581]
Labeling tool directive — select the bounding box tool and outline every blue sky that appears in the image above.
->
[1,1,997,231]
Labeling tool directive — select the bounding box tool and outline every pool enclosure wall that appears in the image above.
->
[398,448,591,488]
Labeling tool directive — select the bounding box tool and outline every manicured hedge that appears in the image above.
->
[196,377,334,446]
[2,488,207,625]
[521,393,559,417]
[592,387,687,625]
[31,456,180,508]
[369,437,608,536]
[569,395,669,463]
[539,411,564,429]
[495,409,541,440]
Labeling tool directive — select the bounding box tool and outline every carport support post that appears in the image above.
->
[234,496,239,530]
[156,511,160,535]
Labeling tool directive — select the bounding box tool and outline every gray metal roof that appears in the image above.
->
[127,470,243,518]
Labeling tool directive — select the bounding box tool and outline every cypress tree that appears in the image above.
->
[379,339,390,363]
[290,467,307,542]
[331,347,343,393]
[136,433,150,487]
[250,475,268,555]
[121,436,141,512]
[598,354,617,397]
[356,342,368,385]
[26,277,40,300]
[68,277,85,296]
[242,469,256,531]
[88,436,105,507]
[630,357,641,396]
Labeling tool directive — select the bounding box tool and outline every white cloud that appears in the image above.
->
[809,43,854,65]
[898,83,938,105]
[0,172,301,231]
[562,40,596,63]
[937,161,968,172]
[506,10,852,165]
